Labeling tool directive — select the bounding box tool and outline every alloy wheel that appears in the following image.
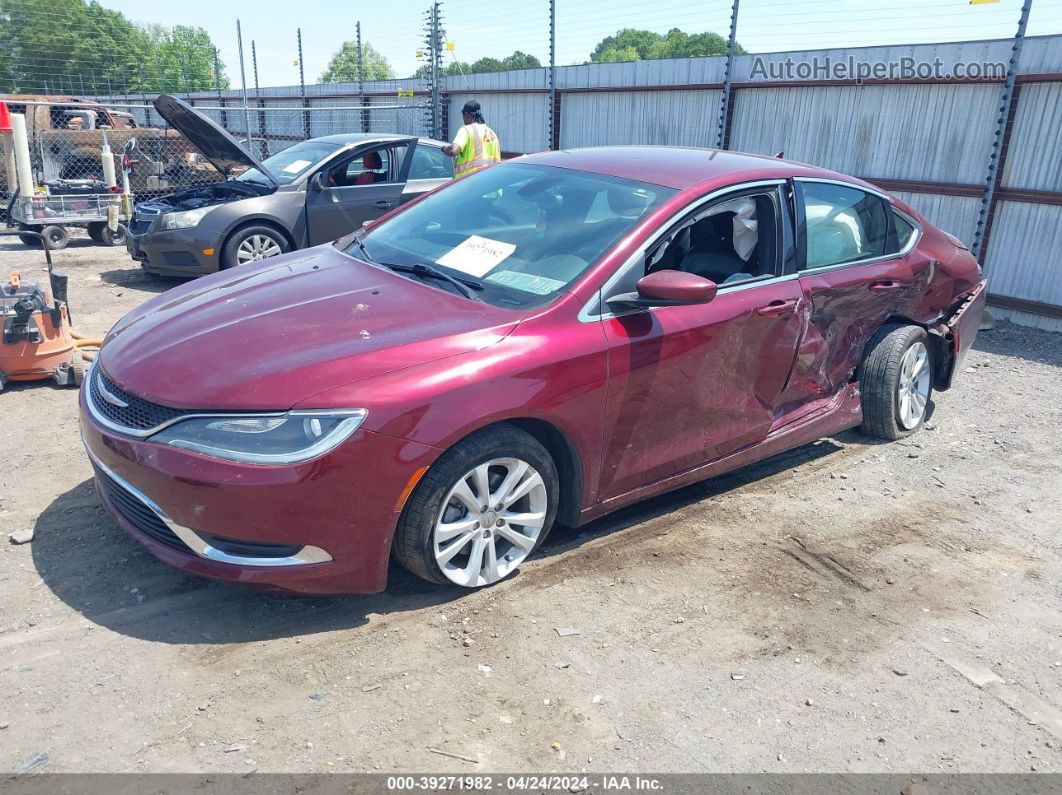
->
[897,341,931,429]
[236,234,283,264]
[432,457,547,587]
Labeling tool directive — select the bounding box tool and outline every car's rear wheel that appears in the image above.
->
[393,425,559,588]
[222,225,289,269]
[858,324,932,440]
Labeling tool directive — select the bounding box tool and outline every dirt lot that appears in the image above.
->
[1,232,1061,776]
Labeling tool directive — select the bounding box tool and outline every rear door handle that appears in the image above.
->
[756,298,798,316]
[869,279,907,291]
[373,199,396,209]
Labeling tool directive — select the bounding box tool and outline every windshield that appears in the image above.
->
[236,140,340,186]
[351,163,674,308]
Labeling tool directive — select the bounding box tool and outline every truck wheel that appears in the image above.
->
[41,225,70,250]
[857,324,932,440]
[87,222,105,242]
[222,225,289,269]
[99,224,127,247]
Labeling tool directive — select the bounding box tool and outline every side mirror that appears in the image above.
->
[309,172,327,192]
[606,269,717,309]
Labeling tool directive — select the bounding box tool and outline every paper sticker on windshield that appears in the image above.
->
[281,159,312,174]
[436,235,515,277]
[485,270,565,295]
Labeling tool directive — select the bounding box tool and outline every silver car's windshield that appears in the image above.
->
[352,163,674,308]
[236,141,341,186]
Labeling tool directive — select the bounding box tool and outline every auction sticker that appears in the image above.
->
[437,235,516,277]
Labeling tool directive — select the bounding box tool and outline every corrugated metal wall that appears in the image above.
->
[1002,82,1062,193]
[891,192,984,249]
[448,92,548,153]
[730,84,1000,184]
[559,90,722,149]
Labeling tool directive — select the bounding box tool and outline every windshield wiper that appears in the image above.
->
[351,238,482,302]
[387,262,484,302]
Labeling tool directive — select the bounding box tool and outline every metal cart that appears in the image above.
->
[9,191,129,251]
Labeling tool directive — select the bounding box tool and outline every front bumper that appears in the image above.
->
[126,223,220,276]
[79,377,439,594]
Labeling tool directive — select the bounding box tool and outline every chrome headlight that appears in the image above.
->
[150,409,368,464]
[157,206,213,231]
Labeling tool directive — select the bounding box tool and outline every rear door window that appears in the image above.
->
[799,182,890,269]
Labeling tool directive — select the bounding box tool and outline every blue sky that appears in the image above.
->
[98,0,1061,89]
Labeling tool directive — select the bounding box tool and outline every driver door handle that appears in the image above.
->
[869,279,907,291]
[756,298,798,316]
[373,199,397,209]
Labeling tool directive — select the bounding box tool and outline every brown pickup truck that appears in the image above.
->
[1,95,211,198]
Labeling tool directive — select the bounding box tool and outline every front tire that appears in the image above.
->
[393,425,559,588]
[221,225,289,269]
[858,324,932,440]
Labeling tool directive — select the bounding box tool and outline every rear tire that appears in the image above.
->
[221,225,289,269]
[17,224,43,247]
[857,324,932,440]
[393,425,559,588]
[87,222,105,242]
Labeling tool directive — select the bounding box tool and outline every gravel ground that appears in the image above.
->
[1,234,1061,775]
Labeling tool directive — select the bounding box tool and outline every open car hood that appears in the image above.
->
[153,94,277,187]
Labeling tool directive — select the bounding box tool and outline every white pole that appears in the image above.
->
[1,132,16,199]
[10,114,34,197]
[100,130,117,189]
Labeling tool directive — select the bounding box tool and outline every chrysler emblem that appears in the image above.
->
[98,381,130,408]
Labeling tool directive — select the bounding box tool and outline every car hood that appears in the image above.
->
[98,246,523,410]
[153,94,277,186]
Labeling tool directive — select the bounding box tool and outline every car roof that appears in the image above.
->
[514,146,859,191]
[310,133,450,148]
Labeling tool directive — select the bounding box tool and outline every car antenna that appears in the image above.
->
[774,151,785,158]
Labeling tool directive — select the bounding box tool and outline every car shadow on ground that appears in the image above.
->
[98,267,184,294]
[32,432,861,646]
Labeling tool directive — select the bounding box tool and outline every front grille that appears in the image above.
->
[131,205,160,235]
[90,366,186,433]
[94,465,188,552]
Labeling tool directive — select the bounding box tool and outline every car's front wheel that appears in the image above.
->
[222,225,289,269]
[393,425,559,588]
[858,324,933,440]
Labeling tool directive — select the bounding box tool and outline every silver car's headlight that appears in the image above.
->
[150,409,368,464]
[158,206,213,231]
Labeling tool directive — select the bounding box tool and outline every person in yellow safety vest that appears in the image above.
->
[443,100,501,178]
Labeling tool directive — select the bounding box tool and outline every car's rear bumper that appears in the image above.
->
[940,279,987,389]
[78,382,439,594]
[126,226,220,276]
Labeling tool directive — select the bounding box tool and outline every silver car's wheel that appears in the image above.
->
[236,233,283,264]
[432,458,548,588]
[897,340,931,430]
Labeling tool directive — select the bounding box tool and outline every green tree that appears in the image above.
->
[589,27,743,63]
[0,0,226,94]
[415,50,542,78]
[319,41,395,83]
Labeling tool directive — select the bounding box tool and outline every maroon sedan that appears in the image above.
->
[80,147,986,594]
